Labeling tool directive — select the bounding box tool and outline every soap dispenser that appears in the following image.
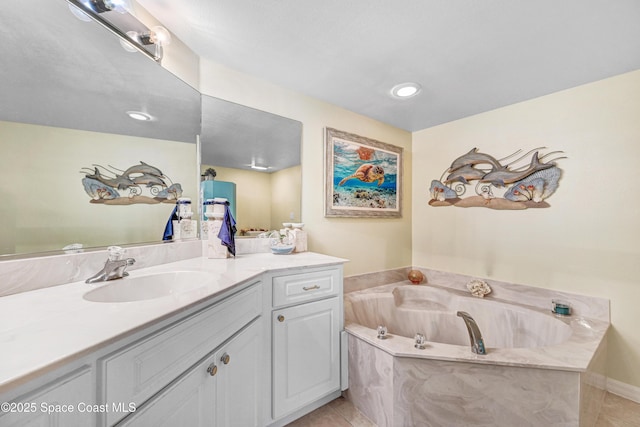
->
[173,197,196,240]
[207,198,229,258]
[291,223,307,252]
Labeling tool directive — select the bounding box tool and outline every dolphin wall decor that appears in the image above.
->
[429,148,566,210]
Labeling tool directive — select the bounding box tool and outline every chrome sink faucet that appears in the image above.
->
[86,246,136,284]
[456,311,487,355]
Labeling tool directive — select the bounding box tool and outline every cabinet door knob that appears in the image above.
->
[221,353,230,365]
[277,315,285,323]
[207,363,218,376]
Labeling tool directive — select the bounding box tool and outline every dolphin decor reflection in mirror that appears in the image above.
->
[429,147,566,210]
[81,161,183,204]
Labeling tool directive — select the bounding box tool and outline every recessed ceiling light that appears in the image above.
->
[390,82,421,99]
[249,160,269,171]
[127,111,153,121]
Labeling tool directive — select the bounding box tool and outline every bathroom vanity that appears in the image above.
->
[0,252,346,427]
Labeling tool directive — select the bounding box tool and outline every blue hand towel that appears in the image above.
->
[162,206,178,241]
[217,201,237,256]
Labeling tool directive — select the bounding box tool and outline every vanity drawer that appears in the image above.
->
[272,268,340,307]
[101,282,262,426]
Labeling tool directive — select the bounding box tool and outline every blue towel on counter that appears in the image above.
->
[162,206,178,241]
[217,201,237,256]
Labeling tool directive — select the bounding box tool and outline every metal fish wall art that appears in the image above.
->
[80,161,183,205]
[429,148,566,210]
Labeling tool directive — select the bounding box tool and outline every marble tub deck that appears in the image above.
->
[343,268,610,427]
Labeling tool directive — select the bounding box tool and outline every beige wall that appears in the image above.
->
[0,121,197,255]
[200,165,302,232]
[201,165,273,231]
[412,70,640,388]
[199,60,413,276]
[270,165,302,230]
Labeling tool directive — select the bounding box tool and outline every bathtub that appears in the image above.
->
[344,275,609,427]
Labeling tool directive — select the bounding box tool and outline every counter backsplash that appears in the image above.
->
[0,240,202,298]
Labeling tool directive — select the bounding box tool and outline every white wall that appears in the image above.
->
[412,70,640,388]
[199,60,413,276]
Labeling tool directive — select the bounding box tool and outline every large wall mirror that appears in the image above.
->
[0,0,201,258]
[0,0,303,259]
[200,96,302,236]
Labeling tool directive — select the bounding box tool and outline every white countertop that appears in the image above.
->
[0,252,346,394]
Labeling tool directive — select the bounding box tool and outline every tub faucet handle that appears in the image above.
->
[414,333,426,349]
[377,325,388,340]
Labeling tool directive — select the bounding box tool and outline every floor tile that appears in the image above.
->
[289,392,640,427]
[328,396,376,426]
[286,404,353,427]
[596,393,640,427]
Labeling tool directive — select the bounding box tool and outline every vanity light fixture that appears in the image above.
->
[120,31,140,53]
[88,0,132,14]
[120,26,172,58]
[127,111,153,121]
[390,82,422,99]
[66,0,171,63]
[68,3,92,21]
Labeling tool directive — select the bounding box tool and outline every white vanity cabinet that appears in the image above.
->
[0,367,93,427]
[103,281,262,426]
[0,254,347,427]
[269,267,343,421]
[116,318,262,427]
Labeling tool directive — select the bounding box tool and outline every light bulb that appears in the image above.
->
[150,26,172,46]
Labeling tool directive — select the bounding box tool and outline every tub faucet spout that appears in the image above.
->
[456,311,486,355]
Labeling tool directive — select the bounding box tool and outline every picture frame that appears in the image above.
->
[324,127,403,218]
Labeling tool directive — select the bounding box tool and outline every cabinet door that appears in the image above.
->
[117,318,261,427]
[0,368,92,427]
[115,356,215,427]
[214,319,262,427]
[103,283,262,425]
[272,297,341,418]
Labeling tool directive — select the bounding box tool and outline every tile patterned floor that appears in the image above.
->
[287,392,640,426]
[285,396,375,427]
[595,393,640,427]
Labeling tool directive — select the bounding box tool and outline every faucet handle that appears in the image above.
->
[107,246,125,261]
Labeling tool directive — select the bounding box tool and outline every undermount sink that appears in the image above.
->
[83,271,212,303]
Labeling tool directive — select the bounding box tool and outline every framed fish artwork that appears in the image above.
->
[324,127,403,218]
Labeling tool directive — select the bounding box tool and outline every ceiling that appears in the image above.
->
[136,0,640,132]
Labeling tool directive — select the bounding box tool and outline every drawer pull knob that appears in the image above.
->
[221,353,230,365]
[277,315,285,322]
[207,363,218,376]
[303,285,320,291]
